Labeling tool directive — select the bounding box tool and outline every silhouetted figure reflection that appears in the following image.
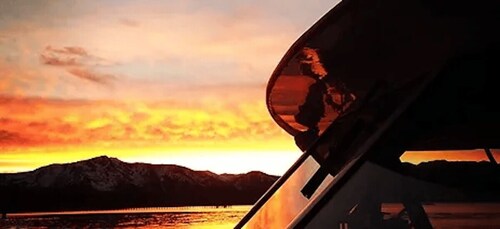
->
[293,48,328,151]
[294,82,326,150]
[293,47,354,151]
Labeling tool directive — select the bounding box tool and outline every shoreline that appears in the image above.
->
[5,205,252,218]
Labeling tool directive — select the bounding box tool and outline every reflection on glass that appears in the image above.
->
[268,47,356,151]
[243,156,333,228]
[266,0,453,153]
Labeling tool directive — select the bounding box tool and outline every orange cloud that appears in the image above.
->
[0,130,26,145]
[0,95,290,149]
[0,94,298,174]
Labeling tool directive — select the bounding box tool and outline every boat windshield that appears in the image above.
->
[239,0,456,227]
[266,0,451,152]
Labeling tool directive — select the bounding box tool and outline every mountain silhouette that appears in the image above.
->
[0,156,278,213]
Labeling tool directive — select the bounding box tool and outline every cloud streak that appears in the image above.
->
[67,68,115,85]
[46,46,89,56]
[40,46,116,85]
[40,46,88,66]
[0,130,26,144]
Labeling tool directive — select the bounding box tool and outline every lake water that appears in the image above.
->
[1,206,251,228]
[2,203,500,228]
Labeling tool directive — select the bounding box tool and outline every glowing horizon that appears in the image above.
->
[0,93,301,175]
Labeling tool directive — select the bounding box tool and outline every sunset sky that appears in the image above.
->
[1,1,498,175]
[0,0,341,175]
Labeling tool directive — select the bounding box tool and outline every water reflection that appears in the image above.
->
[244,156,333,228]
[4,206,250,228]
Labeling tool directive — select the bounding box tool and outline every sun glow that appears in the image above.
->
[401,150,500,164]
[0,94,300,174]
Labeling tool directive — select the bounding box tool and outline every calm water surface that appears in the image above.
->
[2,206,251,228]
[2,204,500,228]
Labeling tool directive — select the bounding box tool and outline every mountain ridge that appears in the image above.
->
[0,156,279,213]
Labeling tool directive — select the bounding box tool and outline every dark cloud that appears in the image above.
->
[40,53,79,66]
[40,46,88,66]
[67,68,115,85]
[46,46,88,56]
[40,46,116,85]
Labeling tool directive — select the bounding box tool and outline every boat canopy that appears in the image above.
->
[266,0,500,152]
[238,0,500,227]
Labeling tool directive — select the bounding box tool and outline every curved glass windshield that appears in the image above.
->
[243,0,461,227]
[268,47,357,152]
[266,0,453,152]
[268,47,356,135]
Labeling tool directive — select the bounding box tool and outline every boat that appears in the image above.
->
[236,0,500,228]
